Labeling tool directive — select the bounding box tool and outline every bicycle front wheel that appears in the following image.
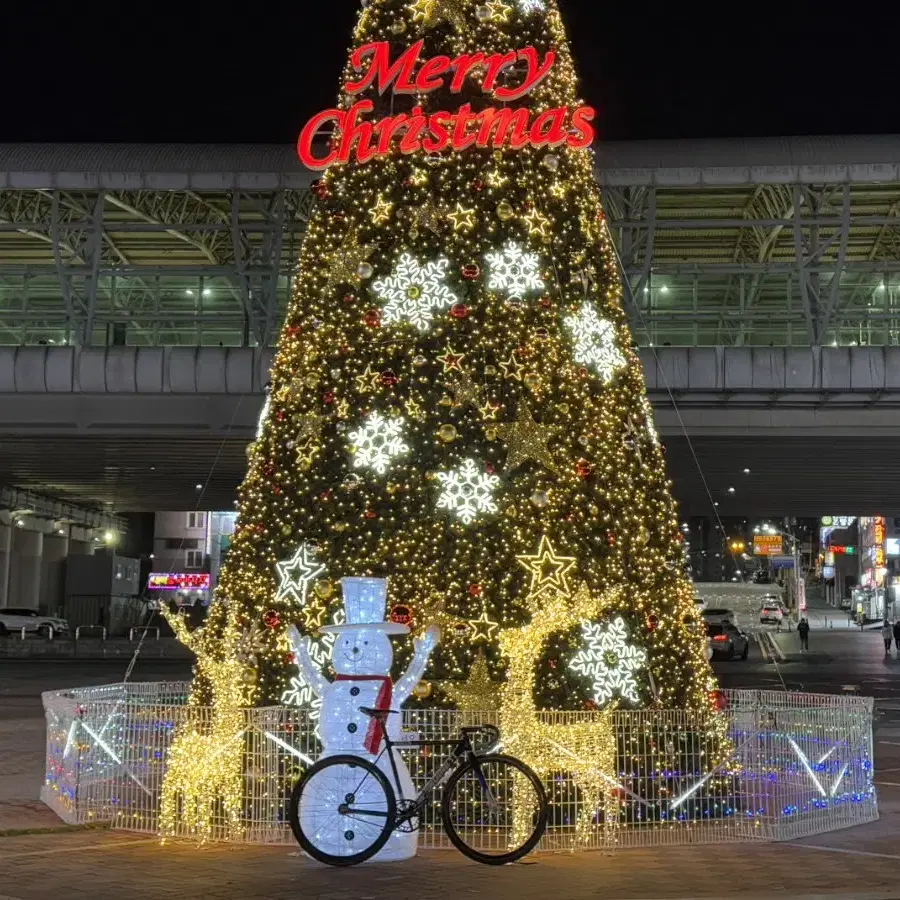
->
[289,754,396,867]
[441,753,547,865]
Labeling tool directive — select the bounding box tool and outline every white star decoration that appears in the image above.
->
[484,240,545,302]
[435,458,500,525]
[564,302,626,383]
[372,252,458,331]
[348,411,409,475]
[517,0,545,12]
[569,617,647,707]
[275,543,325,607]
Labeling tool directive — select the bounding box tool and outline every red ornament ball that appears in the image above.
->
[311,179,331,200]
[390,603,413,626]
[263,609,281,629]
[471,178,485,192]
[539,296,552,308]
[484,462,495,475]
[364,309,381,328]
[461,263,481,280]
[364,509,377,519]
[468,583,483,597]
[275,410,286,422]
[342,293,356,305]
[709,689,728,712]
[322,391,336,404]
[606,531,617,546]
[576,459,595,479]
[285,324,302,337]
[450,303,469,319]
[380,369,399,387]
[647,613,659,632]
[331,210,346,222]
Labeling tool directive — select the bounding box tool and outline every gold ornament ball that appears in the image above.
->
[314,580,335,600]
[505,504,517,519]
[524,372,541,390]
[333,521,348,533]
[484,365,497,376]
[485,427,499,441]
[475,3,491,20]
[497,201,514,221]
[438,424,458,443]
[281,524,293,537]
[439,394,453,407]
[305,374,319,388]
[637,527,650,546]
[413,681,433,699]
[531,490,549,508]
[391,18,407,33]
[357,261,374,280]
[557,402,570,414]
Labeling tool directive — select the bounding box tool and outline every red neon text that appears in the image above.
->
[298,101,595,170]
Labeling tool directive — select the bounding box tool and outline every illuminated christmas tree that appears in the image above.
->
[177,0,716,741]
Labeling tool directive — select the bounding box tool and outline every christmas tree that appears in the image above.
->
[176,0,716,750]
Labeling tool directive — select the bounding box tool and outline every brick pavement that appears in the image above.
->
[0,830,897,900]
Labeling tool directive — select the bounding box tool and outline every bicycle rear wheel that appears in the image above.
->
[289,754,396,867]
[441,753,547,865]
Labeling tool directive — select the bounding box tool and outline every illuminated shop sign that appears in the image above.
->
[753,535,783,556]
[148,573,211,591]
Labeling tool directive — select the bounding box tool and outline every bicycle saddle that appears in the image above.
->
[359,706,400,719]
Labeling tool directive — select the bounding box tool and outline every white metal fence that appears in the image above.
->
[40,683,877,850]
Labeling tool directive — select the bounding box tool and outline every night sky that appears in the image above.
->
[2,1,898,144]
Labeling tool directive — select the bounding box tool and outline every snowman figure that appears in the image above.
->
[287,576,439,861]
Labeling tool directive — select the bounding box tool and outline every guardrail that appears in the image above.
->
[74,625,106,641]
[129,626,159,642]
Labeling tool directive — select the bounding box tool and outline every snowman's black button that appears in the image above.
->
[347,723,358,734]
[350,687,360,696]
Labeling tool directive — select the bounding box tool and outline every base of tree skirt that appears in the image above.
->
[39,682,878,851]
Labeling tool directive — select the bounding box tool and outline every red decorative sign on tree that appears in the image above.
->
[298,41,595,169]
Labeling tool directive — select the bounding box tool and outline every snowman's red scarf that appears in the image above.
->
[334,674,393,754]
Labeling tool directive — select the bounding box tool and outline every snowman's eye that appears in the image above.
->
[364,641,368,646]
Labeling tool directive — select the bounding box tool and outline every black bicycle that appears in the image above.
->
[288,706,548,867]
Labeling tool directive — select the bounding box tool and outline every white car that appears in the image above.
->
[760,603,785,626]
[0,607,69,637]
[701,608,739,628]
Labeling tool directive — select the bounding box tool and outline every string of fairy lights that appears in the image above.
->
[159,0,725,837]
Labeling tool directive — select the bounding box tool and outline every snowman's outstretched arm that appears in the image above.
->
[394,626,440,706]
[287,625,329,698]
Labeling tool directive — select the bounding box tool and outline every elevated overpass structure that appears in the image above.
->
[2,139,900,515]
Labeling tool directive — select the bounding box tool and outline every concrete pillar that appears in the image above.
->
[68,539,93,557]
[40,533,68,615]
[7,528,43,610]
[0,522,10,609]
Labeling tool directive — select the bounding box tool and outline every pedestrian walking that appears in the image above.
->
[892,620,900,656]
[797,617,810,652]
[883,621,894,656]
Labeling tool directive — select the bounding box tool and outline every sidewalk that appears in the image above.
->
[0,829,897,900]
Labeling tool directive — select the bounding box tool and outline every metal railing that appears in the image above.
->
[74,625,106,641]
[39,683,877,851]
[128,627,159,642]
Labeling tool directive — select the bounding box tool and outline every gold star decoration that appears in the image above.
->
[370,196,393,226]
[354,364,381,394]
[487,168,509,188]
[408,200,445,236]
[550,181,569,199]
[325,233,374,290]
[499,351,524,381]
[335,397,351,419]
[300,602,328,632]
[410,0,467,31]
[525,207,552,241]
[517,535,577,602]
[468,608,500,642]
[479,398,501,420]
[494,402,559,472]
[440,651,500,712]
[296,443,318,469]
[623,415,644,464]
[405,395,424,420]
[486,0,513,21]
[579,210,598,243]
[408,168,429,186]
[447,372,482,408]
[437,344,466,371]
[447,202,477,233]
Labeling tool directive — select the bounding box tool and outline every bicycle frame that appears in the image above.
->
[365,717,493,829]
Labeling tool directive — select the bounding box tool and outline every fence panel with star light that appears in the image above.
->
[40,684,877,849]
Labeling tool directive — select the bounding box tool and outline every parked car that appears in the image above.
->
[839,597,852,611]
[0,608,69,637]
[701,608,739,628]
[705,622,750,660]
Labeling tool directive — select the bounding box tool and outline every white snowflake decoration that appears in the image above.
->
[569,617,647,707]
[372,252,458,331]
[517,0,546,12]
[275,543,325,607]
[564,302,626,383]
[435,458,500,525]
[282,611,344,735]
[348,411,409,475]
[484,240,545,302]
